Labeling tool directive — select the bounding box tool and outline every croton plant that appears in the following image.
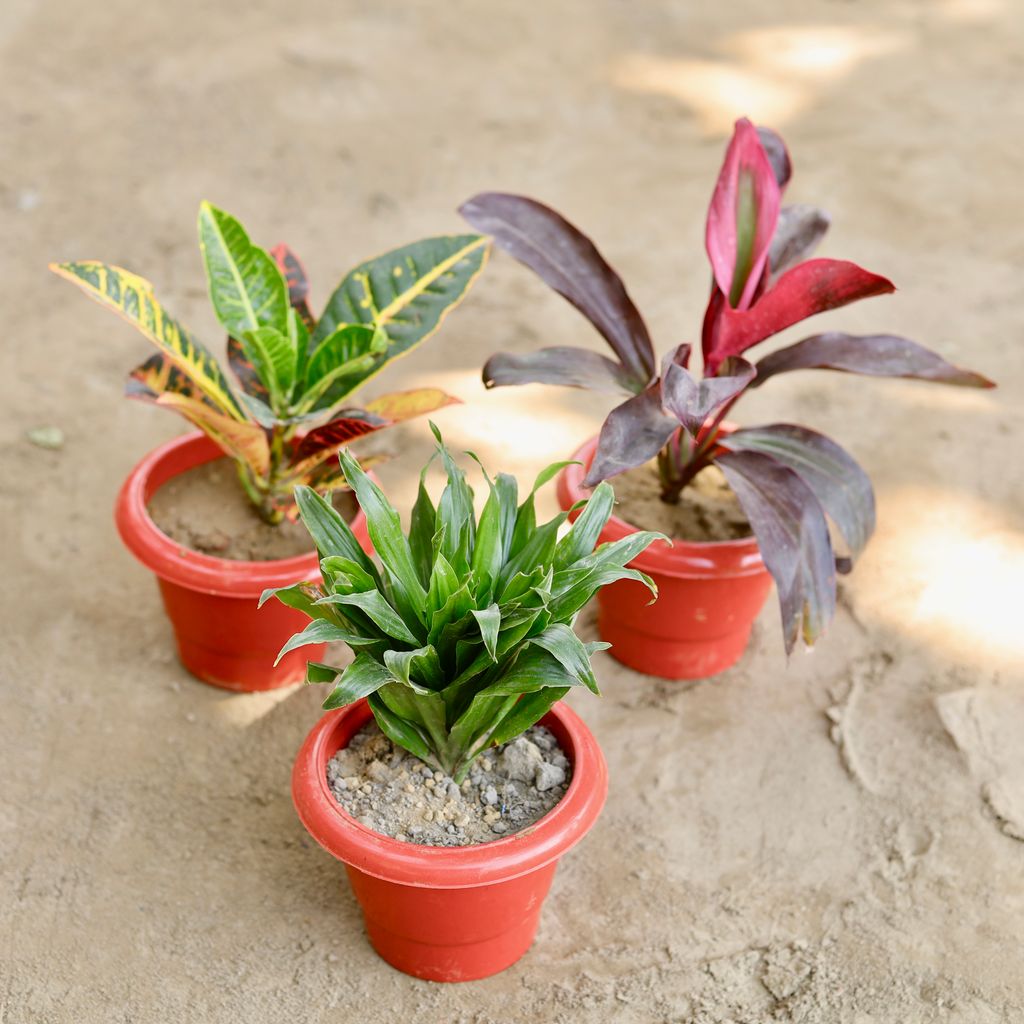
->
[50,204,488,523]
[266,428,662,781]
[461,118,993,653]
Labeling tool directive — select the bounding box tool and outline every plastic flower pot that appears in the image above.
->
[115,432,370,692]
[557,436,773,680]
[292,698,608,982]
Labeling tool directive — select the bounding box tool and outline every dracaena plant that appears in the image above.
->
[50,203,489,523]
[264,428,663,781]
[460,118,994,654]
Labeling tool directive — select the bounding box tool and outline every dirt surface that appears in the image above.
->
[147,458,354,561]
[327,724,571,846]
[2,1,1023,1021]
[614,461,752,541]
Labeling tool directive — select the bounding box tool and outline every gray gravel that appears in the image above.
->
[325,722,572,846]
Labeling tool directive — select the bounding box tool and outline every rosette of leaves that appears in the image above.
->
[50,203,489,523]
[265,428,664,781]
[460,118,994,654]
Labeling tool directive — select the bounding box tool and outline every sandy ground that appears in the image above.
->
[2,1,1023,1020]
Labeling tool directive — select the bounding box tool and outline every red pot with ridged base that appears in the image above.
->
[115,432,370,692]
[292,699,608,982]
[557,436,772,680]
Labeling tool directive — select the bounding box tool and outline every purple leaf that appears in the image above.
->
[483,346,636,395]
[706,118,782,311]
[769,205,831,279]
[753,332,995,388]
[720,424,875,560]
[716,449,836,654]
[459,192,656,389]
[584,383,678,486]
[662,347,756,436]
[757,126,792,189]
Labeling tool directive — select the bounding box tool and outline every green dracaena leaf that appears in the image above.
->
[321,590,420,645]
[293,485,380,583]
[367,692,438,766]
[274,619,377,665]
[50,261,246,420]
[528,622,605,694]
[339,449,427,613]
[322,654,394,710]
[197,202,290,338]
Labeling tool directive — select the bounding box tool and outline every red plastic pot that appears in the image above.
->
[115,432,370,692]
[292,698,608,982]
[557,436,773,680]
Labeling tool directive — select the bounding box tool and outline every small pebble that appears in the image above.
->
[492,822,508,834]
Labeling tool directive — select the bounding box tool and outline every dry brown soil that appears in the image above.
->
[2,1,1023,1021]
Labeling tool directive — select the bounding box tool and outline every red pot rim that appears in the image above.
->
[114,431,366,598]
[292,699,608,889]
[557,435,765,579]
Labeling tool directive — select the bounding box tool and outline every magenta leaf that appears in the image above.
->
[720,424,875,560]
[768,205,831,279]
[584,383,677,486]
[716,449,836,654]
[705,118,782,311]
[753,332,995,389]
[483,346,637,395]
[703,259,895,373]
[459,192,656,390]
[662,348,755,436]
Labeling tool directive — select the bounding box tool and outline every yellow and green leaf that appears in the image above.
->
[49,260,246,420]
[312,234,489,380]
[364,388,460,422]
[239,325,298,411]
[296,324,388,413]
[197,202,290,339]
[156,392,271,478]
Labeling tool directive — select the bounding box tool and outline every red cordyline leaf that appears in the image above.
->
[702,259,895,374]
[706,118,782,312]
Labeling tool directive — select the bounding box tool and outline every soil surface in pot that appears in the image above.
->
[612,461,752,542]
[326,722,572,847]
[147,458,358,561]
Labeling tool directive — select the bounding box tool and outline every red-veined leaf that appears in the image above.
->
[720,424,875,560]
[716,449,836,654]
[227,335,271,401]
[269,242,315,328]
[483,345,637,395]
[459,192,656,389]
[706,118,782,311]
[753,332,995,389]
[293,413,387,462]
[703,259,895,373]
[584,382,678,486]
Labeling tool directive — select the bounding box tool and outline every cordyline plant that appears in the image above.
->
[264,427,663,781]
[50,204,488,523]
[461,118,994,654]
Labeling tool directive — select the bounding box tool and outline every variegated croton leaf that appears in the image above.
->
[53,206,484,524]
